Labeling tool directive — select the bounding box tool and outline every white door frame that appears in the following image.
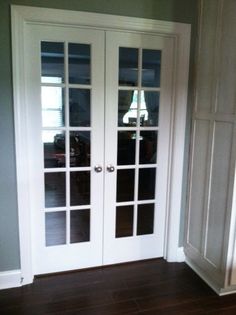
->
[11,5,191,285]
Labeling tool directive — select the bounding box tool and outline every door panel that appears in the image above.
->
[103,31,173,264]
[26,25,105,274]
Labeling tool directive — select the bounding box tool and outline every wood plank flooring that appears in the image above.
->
[1,259,236,314]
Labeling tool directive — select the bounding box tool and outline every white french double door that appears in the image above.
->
[25,25,173,275]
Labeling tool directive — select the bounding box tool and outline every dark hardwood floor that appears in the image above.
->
[1,259,236,314]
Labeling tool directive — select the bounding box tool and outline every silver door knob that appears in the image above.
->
[94,165,102,172]
[107,164,115,172]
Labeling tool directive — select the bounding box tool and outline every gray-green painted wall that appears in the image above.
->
[0,0,198,271]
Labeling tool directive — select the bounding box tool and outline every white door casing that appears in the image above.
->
[11,5,190,285]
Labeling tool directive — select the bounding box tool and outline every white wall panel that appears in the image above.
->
[205,122,233,268]
[187,119,210,252]
[195,0,220,113]
[185,0,236,294]
[217,0,236,114]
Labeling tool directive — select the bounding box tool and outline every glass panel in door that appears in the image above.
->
[115,47,160,240]
[41,41,93,247]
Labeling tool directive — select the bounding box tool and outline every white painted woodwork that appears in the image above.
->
[217,0,236,115]
[0,270,22,290]
[205,122,234,269]
[11,5,190,286]
[26,25,105,274]
[185,0,236,295]
[103,31,173,264]
[195,0,220,113]
[187,119,211,253]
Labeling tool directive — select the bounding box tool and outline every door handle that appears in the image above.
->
[107,164,115,172]
[94,165,103,172]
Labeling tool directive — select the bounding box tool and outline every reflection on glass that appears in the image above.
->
[69,89,90,127]
[70,131,90,167]
[45,211,66,246]
[117,131,136,165]
[116,206,134,238]
[121,90,143,127]
[41,87,65,128]
[137,204,154,235]
[142,91,159,126]
[118,90,135,127]
[41,41,64,83]
[70,172,90,206]
[69,43,91,84]
[142,49,161,87]
[120,90,151,127]
[43,131,65,168]
[139,131,157,164]
[116,169,135,202]
[119,47,138,86]
[45,173,66,208]
[138,168,156,200]
[70,210,90,243]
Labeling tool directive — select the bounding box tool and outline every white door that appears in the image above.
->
[104,31,173,264]
[25,25,174,275]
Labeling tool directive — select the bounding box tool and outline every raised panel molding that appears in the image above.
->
[205,122,234,269]
[187,119,211,252]
[185,0,236,294]
[195,0,221,113]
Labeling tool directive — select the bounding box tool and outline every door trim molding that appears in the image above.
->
[11,5,191,286]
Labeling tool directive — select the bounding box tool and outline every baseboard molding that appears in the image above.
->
[0,270,22,290]
[177,247,185,262]
[185,257,221,295]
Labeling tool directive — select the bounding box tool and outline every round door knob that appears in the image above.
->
[94,165,102,172]
[107,164,115,172]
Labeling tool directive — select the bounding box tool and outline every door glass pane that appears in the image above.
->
[68,43,91,84]
[116,206,134,238]
[45,211,66,246]
[43,130,66,168]
[70,131,90,167]
[117,131,136,165]
[142,49,161,87]
[41,86,65,128]
[119,47,138,86]
[138,168,156,200]
[70,172,90,206]
[69,88,90,127]
[139,90,148,126]
[118,90,136,127]
[137,204,154,235]
[70,210,90,243]
[41,41,64,83]
[45,173,66,208]
[139,131,157,164]
[141,91,159,127]
[117,169,135,202]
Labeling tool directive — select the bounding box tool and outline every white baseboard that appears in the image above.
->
[177,246,186,262]
[0,270,22,290]
[185,258,220,295]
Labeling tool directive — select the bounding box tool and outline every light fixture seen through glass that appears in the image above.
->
[123,90,148,125]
